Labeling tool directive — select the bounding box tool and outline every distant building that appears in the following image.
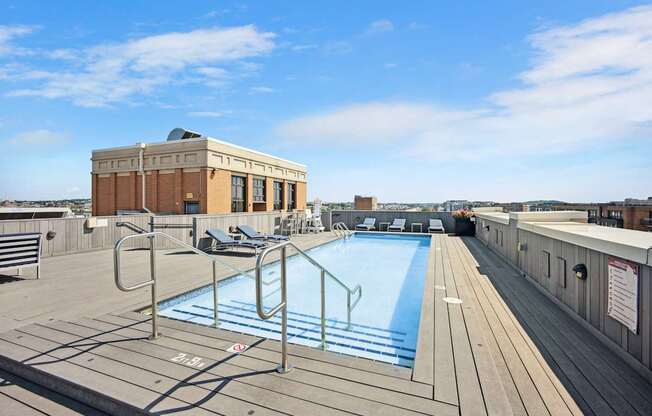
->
[499,202,530,212]
[441,200,471,212]
[91,128,307,216]
[0,207,74,220]
[552,197,652,232]
[354,195,377,210]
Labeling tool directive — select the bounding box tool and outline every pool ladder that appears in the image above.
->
[113,231,278,340]
[332,222,353,239]
[254,240,362,373]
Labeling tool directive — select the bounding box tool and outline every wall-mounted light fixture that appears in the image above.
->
[572,263,587,280]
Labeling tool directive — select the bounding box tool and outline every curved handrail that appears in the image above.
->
[332,222,352,239]
[114,231,279,286]
[254,240,362,325]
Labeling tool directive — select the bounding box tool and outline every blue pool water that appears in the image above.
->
[158,232,431,367]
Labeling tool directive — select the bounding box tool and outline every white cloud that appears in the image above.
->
[6,25,275,107]
[5,129,69,146]
[277,6,652,159]
[249,86,274,94]
[187,111,226,118]
[0,25,36,55]
[367,19,394,34]
[291,44,318,51]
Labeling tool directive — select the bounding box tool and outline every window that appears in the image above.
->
[253,177,265,202]
[287,182,296,211]
[541,251,551,278]
[231,175,246,212]
[588,209,597,218]
[500,230,504,247]
[273,181,283,210]
[184,201,200,214]
[557,257,567,288]
[607,210,622,219]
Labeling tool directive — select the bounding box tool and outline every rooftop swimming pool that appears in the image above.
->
[158,232,431,367]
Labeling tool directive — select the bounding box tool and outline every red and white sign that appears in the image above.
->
[227,343,249,354]
[607,257,639,334]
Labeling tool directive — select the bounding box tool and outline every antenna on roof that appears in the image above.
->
[167,128,204,141]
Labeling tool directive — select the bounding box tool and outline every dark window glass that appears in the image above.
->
[287,183,296,211]
[253,178,265,202]
[184,201,200,214]
[273,181,283,210]
[231,176,246,212]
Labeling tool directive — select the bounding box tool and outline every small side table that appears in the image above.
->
[378,222,391,231]
[411,223,423,233]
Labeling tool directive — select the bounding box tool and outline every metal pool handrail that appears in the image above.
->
[255,240,362,374]
[113,231,277,339]
[332,222,353,238]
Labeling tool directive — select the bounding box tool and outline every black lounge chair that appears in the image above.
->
[205,228,267,253]
[236,224,289,242]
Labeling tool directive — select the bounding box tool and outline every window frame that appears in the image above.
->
[252,177,265,203]
[273,181,283,210]
[287,182,296,211]
[231,175,247,213]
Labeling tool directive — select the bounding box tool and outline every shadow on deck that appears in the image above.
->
[462,236,652,416]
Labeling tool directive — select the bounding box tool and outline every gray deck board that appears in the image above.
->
[2,233,652,415]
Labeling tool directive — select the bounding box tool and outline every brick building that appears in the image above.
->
[552,198,652,232]
[353,195,377,210]
[91,128,307,216]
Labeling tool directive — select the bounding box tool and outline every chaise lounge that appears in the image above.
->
[236,224,289,242]
[205,228,267,254]
[387,218,406,232]
[428,219,445,233]
[355,217,376,231]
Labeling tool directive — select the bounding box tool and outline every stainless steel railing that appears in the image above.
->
[113,231,273,339]
[255,240,362,373]
[332,222,352,239]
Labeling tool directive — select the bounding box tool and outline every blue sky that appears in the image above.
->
[1,1,651,203]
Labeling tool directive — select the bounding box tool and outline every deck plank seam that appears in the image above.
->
[70,317,449,415]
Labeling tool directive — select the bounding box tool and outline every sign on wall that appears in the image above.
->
[607,257,639,334]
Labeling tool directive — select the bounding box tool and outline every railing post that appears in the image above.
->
[320,269,326,350]
[346,291,352,330]
[278,245,292,373]
[149,235,159,339]
[212,260,219,328]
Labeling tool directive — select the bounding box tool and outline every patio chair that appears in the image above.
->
[205,229,267,254]
[388,218,406,232]
[236,224,289,242]
[428,219,445,233]
[355,217,376,231]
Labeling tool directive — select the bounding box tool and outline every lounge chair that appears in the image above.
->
[428,219,445,233]
[388,218,406,232]
[237,224,289,241]
[355,217,376,231]
[205,229,267,253]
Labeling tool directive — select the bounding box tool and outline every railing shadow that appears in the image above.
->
[144,338,274,415]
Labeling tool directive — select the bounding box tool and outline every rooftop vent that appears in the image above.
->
[167,128,204,141]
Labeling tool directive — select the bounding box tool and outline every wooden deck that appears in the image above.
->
[0,233,651,415]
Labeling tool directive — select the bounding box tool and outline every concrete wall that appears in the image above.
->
[475,216,652,376]
[328,210,455,233]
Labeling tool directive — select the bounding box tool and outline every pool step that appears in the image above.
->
[169,301,415,366]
